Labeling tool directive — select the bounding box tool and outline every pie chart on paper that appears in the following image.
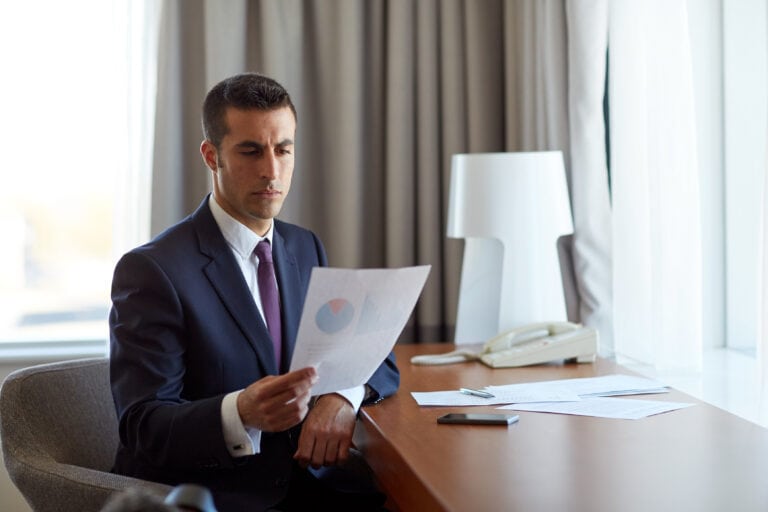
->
[315,298,355,334]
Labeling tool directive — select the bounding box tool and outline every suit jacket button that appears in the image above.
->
[273,477,288,487]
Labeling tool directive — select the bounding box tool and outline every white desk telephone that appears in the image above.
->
[410,321,598,368]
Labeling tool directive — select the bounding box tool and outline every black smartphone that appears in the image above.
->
[437,413,520,425]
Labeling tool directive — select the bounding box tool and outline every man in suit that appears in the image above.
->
[109,73,399,511]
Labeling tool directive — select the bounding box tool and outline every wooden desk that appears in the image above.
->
[354,344,768,512]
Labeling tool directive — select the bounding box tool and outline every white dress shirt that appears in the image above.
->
[208,196,364,456]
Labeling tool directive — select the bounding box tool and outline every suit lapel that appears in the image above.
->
[272,227,302,370]
[191,199,279,375]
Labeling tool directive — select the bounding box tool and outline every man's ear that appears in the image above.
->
[200,140,218,171]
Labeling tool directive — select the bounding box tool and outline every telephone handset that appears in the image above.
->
[410,321,598,368]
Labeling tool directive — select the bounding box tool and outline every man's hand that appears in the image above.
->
[294,393,357,469]
[236,367,317,432]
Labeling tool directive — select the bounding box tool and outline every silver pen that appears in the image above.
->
[459,387,495,399]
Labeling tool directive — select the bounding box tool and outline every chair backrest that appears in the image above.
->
[0,358,170,512]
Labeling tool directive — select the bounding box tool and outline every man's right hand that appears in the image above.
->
[236,367,318,432]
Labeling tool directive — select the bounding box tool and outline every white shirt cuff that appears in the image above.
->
[330,385,365,412]
[221,390,261,457]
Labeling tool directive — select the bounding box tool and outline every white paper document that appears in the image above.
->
[497,396,695,420]
[411,390,580,407]
[290,265,431,395]
[411,374,669,407]
[486,374,669,398]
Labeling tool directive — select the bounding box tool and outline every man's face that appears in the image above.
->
[201,106,296,236]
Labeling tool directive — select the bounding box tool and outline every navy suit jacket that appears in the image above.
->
[109,196,399,510]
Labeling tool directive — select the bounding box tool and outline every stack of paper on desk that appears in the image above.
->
[411,389,581,407]
[497,397,694,420]
[486,374,669,398]
[411,374,694,419]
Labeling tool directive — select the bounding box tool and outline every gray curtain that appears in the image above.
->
[151,0,606,343]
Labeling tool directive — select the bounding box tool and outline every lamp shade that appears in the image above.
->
[447,151,573,344]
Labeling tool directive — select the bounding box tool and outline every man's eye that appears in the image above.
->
[241,149,261,156]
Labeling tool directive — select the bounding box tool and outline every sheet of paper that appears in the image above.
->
[411,389,580,407]
[486,374,669,398]
[290,265,430,395]
[410,374,668,407]
[497,396,694,419]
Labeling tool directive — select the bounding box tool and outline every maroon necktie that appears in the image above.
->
[255,240,282,369]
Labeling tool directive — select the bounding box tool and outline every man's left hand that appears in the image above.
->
[294,393,356,469]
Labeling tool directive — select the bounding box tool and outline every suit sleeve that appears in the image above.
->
[109,250,235,470]
[364,352,400,404]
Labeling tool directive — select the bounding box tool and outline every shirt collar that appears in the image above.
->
[208,194,274,259]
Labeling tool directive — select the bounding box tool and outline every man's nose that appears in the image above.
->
[261,153,279,180]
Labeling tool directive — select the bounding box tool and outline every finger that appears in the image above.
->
[257,367,317,398]
[320,438,339,468]
[262,397,312,432]
[265,383,313,418]
[293,432,315,468]
[255,384,313,414]
[335,436,351,466]
[248,371,317,408]
[238,376,314,431]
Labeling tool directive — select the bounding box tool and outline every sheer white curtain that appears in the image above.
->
[114,1,162,255]
[609,0,703,372]
[567,0,703,371]
[565,0,613,355]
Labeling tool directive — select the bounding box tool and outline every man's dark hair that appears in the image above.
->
[202,72,297,148]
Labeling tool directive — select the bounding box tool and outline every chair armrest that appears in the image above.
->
[7,454,172,512]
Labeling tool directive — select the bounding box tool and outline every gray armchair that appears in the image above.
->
[0,358,171,512]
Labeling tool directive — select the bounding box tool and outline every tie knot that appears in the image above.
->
[255,239,272,264]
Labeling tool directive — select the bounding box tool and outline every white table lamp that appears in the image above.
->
[447,151,574,344]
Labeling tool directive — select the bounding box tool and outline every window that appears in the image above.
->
[722,0,767,353]
[689,0,766,354]
[0,1,156,351]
